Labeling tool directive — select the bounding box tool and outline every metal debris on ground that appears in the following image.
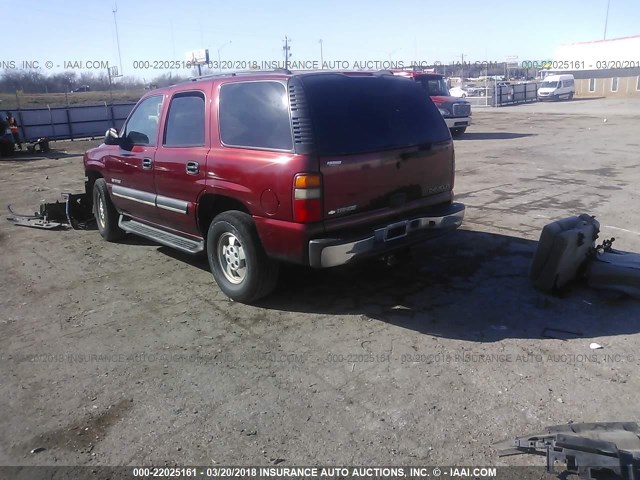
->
[531,214,640,300]
[7,193,94,230]
[496,422,640,479]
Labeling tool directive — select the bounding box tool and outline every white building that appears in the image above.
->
[550,35,640,97]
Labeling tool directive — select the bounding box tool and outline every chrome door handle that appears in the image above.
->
[142,158,153,170]
[186,161,199,175]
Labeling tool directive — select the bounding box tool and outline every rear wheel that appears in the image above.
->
[207,211,279,303]
[451,127,467,137]
[93,178,125,241]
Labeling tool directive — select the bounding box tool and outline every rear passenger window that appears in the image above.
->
[164,92,205,147]
[219,81,293,151]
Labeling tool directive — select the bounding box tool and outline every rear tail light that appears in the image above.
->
[293,173,322,223]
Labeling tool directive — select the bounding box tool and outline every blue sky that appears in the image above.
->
[3,0,639,77]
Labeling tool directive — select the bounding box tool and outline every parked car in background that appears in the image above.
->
[538,74,575,101]
[71,85,91,93]
[83,70,465,303]
[465,86,486,97]
[449,86,467,98]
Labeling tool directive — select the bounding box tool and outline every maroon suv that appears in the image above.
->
[84,70,465,302]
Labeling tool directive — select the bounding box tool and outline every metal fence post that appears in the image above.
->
[65,106,74,140]
[48,104,56,139]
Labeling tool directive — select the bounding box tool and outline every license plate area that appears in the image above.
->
[383,220,408,241]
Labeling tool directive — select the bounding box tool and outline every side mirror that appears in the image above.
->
[127,131,149,146]
[104,128,120,146]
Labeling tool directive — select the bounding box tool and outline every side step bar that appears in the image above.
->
[118,216,204,254]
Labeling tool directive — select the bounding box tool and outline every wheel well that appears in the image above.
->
[85,170,103,206]
[197,194,251,237]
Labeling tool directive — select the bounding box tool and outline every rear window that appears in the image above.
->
[219,81,293,151]
[300,74,450,156]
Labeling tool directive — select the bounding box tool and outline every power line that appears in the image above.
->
[112,3,124,76]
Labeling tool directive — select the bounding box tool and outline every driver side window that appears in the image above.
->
[123,95,164,146]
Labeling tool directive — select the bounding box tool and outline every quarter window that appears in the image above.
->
[219,81,293,151]
[164,92,206,147]
[123,95,163,146]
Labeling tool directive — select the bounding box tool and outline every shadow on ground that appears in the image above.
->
[0,149,81,162]
[457,132,536,140]
[153,228,638,342]
[571,96,606,102]
[260,229,638,341]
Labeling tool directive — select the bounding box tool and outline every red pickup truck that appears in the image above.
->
[392,70,472,137]
[84,70,465,302]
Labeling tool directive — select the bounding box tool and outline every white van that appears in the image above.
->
[537,74,575,101]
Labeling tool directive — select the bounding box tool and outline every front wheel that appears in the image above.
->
[451,127,467,137]
[207,211,279,303]
[568,92,574,100]
[93,178,125,241]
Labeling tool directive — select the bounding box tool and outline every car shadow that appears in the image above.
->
[457,132,536,140]
[571,96,606,102]
[255,228,639,342]
[0,150,81,162]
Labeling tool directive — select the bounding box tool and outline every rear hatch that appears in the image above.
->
[298,73,454,220]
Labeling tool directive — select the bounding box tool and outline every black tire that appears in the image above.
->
[207,211,279,303]
[451,127,466,137]
[93,178,125,241]
[568,92,574,100]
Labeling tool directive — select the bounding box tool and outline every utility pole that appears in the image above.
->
[112,4,123,76]
[603,0,611,40]
[282,36,292,70]
[319,39,324,69]
[217,41,232,72]
[461,53,465,81]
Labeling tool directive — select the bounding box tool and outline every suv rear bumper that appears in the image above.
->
[308,202,465,268]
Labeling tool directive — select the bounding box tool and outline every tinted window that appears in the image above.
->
[611,77,618,92]
[164,92,205,147]
[124,95,163,146]
[300,74,450,156]
[219,81,293,151]
[415,77,450,96]
[589,78,596,92]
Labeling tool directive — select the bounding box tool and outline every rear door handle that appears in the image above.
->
[142,158,153,170]
[186,161,199,175]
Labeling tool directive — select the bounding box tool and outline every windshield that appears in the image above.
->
[414,77,450,96]
[540,81,559,89]
[300,74,450,156]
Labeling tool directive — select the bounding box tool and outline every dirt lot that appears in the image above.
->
[1,98,639,472]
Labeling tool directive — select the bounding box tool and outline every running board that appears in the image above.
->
[118,216,204,254]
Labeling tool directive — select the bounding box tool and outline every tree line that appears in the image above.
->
[0,70,191,94]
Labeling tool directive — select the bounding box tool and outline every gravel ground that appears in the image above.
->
[1,98,639,473]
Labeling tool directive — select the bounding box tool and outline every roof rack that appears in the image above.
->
[177,68,294,85]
